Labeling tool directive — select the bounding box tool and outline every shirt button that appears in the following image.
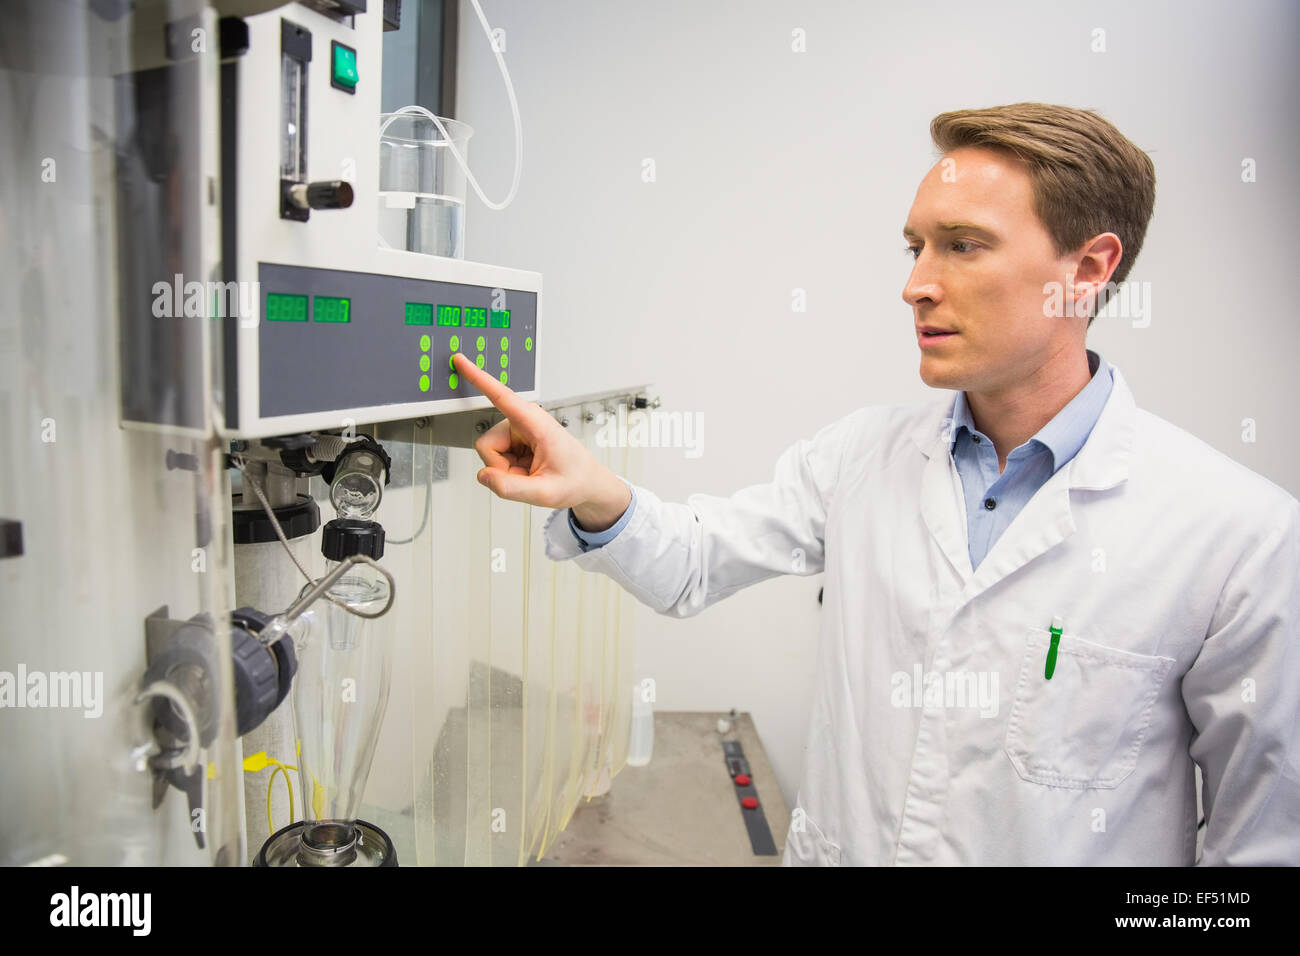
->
[972,435,981,443]
[984,497,996,510]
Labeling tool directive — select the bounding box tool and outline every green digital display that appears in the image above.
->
[490,309,511,329]
[405,302,433,325]
[265,292,308,322]
[314,296,351,323]
[437,305,461,326]
[464,306,487,328]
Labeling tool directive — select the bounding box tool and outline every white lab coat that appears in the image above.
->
[543,365,1300,865]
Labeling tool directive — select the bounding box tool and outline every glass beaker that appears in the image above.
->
[379,112,472,258]
[290,519,393,865]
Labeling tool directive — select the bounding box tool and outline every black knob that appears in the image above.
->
[305,180,354,209]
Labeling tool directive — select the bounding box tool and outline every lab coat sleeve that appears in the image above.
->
[540,408,868,618]
[1182,494,1300,866]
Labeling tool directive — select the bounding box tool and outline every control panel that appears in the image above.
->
[258,262,537,417]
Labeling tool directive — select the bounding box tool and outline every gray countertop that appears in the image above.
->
[536,711,790,866]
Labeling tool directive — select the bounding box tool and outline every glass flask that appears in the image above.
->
[268,518,395,866]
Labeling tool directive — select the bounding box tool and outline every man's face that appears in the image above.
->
[902,146,1075,395]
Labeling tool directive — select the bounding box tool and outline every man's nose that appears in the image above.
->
[902,263,940,307]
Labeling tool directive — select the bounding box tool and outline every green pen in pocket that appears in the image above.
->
[1044,615,1063,680]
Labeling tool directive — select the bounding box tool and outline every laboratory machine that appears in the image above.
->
[1,0,646,867]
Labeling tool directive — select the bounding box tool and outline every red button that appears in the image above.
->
[735,774,751,786]
[741,796,759,810]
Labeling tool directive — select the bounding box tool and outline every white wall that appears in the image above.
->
[452,0,1300,806]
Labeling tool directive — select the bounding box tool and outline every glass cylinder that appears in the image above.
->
[329,447,386,519]
[291,544,393,865]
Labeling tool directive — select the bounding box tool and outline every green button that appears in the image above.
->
[500,353,508,369]
[419,354,430,372]
[525,336,533,351]
[499,371,508,384]
[448,373,458,389]
[476,354,484,369]
[332,42,358,90]
[419,334,430,351]
[418,374,430,392]
[501,336,509,350]
[449,335,459,350]
[448,355,457,371]
[475,335,485,351]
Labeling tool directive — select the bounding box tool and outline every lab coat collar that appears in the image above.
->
[909,355,1138,591]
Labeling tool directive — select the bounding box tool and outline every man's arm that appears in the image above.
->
[1182,495,1300,865]
[542,409,871,618]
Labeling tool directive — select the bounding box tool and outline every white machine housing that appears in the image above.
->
[221,1,540,439]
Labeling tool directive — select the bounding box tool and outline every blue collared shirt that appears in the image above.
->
[950,348,1114,570]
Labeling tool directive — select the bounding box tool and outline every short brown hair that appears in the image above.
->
[930,102,1155,322]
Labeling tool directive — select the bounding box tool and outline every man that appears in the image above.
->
[451,103,1300,866]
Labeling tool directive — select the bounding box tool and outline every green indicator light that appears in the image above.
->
[448,373,458,389]
[418,374,430,393]
[437,305,461,327]
[464,307,487,328]
[525,336,533,351]
[405,302,433,325]
[490,309,511,329]
[501,336,509,350]
[313,296,351,323]
[419,354,430,372]
[449,334,459,350]
[419,334,431,351]
[500,354,508,369]
[475,354,484,369]
[499,371,508,384]
[331,41,358,91]
[475,335,485,351]
[265,292,308,322]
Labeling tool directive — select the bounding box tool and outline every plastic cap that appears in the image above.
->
[321,518,386,560]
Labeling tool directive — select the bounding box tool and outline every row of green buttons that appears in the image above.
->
[426,333,533,352]
[446,335,532,352]
[447,353,508,368]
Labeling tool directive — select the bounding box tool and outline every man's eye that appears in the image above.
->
[904,240,977,260]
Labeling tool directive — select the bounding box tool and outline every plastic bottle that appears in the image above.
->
[626,681,654,767]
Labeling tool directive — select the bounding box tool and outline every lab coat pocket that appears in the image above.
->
[1004,628,1174,790]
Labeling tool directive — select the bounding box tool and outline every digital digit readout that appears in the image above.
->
[314,296,351,323]
[490,309,510,328]
[405,302,433,325]
[464,307,487,328]
[437,305,461,326]
[265,292,308,322]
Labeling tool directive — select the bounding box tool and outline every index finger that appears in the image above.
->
[452,351,536,422]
